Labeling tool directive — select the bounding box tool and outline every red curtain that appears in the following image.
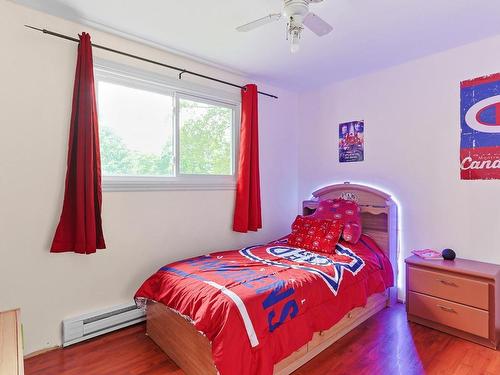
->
[233,84,262,232]
[51,32,105,254]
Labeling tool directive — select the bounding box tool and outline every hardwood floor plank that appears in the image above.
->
[25,304,500,375]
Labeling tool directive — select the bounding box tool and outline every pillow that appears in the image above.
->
[288,216,343,254]
[311,198,362,244]
[342,222,362,243]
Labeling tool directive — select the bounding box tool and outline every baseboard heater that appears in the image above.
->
[62,303,146,347]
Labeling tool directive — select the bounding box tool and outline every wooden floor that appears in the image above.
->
[25,303,500,375]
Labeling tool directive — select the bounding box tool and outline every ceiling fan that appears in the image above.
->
[236,0,333,53]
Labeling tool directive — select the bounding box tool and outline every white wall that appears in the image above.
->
[298,34,500,294]
[0,0,299,355]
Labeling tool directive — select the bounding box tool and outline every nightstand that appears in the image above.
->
[406,255,500,349]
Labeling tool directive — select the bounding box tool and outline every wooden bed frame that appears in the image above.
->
[146,182,399,375]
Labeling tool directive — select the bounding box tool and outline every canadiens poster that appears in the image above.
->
[339,120,364,163]
[460,73,500,180]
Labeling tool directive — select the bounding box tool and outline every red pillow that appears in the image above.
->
[342,222,362,243]
[312,198,362,244]
[288,216,343,254]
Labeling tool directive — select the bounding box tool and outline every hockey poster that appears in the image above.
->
[460,73,500,180]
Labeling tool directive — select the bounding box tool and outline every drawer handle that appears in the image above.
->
[437,304,456,313]
[438,279,457,287]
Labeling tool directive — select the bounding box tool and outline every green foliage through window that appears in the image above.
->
[100,127,173,176]
[179,99,233,175]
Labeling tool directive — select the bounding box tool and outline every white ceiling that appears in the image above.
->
[13,0,500,90]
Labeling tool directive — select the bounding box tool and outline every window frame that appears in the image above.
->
[94,59,240,192]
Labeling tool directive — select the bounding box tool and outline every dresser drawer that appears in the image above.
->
[408,291,489,338]
[407,266,489,310]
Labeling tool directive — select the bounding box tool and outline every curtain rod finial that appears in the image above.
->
[24,25,44,32]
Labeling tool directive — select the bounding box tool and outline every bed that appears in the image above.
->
[135,182,399,375]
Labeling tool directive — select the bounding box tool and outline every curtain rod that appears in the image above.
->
[24,25,278,99]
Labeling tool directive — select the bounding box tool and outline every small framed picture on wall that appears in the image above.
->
[339,120,364,163]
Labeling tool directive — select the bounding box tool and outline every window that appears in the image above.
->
[178,97,233,176]
[94,60,239,191]
[98,81,175,177]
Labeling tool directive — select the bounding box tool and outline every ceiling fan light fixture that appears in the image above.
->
[289,25,302,53]
[287,15,304,53]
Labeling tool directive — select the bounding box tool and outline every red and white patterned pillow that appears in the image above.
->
[287,216,343,254]
[311,198,362,244]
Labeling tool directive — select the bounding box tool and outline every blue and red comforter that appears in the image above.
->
[135,234,393,375]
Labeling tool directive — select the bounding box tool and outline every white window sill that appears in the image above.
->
[102,176,236,192]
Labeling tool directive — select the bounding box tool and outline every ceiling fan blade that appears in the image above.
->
[303,12,333,36]
[236,13,281,32]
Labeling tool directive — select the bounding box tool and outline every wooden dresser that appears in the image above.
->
[406,255,500,349]
[0,309,24,375]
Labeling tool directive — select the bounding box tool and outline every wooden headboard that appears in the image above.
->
[303,182,399,302]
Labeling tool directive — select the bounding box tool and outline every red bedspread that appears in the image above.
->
[135,234,393,375]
